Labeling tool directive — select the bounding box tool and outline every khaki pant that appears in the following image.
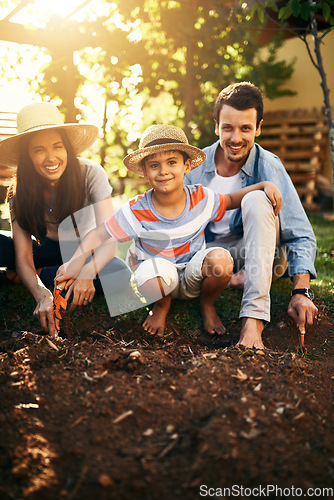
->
[207,190,288,322]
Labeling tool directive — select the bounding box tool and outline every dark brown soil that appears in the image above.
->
[0,294,333,500]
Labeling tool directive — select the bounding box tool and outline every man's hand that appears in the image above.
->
[288,294,318,335]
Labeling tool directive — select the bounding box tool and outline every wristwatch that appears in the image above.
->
[290,288,314,301]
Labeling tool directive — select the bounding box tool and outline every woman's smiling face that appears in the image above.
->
[28,129,68,182]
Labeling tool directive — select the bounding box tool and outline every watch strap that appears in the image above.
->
[291,288,314,300]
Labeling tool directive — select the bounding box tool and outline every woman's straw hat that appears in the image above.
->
[0,102,99,168]
[123,124,206,176]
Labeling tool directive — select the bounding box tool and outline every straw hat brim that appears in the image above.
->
[0,123,99,168]
[123,143,206,177]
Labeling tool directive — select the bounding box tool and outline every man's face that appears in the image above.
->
[215,105,262,165]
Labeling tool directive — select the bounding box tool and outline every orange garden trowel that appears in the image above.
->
[53,281,68,320]
[297,331,307,354]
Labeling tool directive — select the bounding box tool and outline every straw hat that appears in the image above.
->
[123,124,206,176]
[0,102,99,168]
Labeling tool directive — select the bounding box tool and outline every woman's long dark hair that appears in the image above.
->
[9,129,84,239]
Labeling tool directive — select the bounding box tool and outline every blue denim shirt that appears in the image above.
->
[184,140,317,279]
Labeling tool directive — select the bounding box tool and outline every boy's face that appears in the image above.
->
[141,150,191,194]
[215,105,263,166]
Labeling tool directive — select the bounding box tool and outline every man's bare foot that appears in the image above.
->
[236,317,265,349]
[228,270,245,290]
[142,297,171,336]
[201,303,227,335]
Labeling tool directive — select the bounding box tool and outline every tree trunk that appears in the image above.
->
[309,4,334,210]
[62,53,78,123]
[184,0,197,140]
[100,99,108,169]
[185,42,194,140]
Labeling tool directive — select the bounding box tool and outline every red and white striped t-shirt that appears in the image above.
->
[105,184,227,264]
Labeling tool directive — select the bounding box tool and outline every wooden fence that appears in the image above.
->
[0,111,16,204]
[258,108,329,209]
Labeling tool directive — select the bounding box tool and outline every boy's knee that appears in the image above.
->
[206,247,233,264]
[134,258,178,289]
[204,248,233,277]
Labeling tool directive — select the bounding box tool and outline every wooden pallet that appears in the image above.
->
[258,108,329,209]
[0,111,17,203]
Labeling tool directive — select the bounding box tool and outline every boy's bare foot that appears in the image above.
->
[236,317,265,349]
[229,270,245,289]
[142,296,171,336]
[201,303,227,335]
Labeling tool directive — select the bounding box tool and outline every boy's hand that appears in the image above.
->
[56,256,84,285]
[263,182,282,216]
[55,263,70,284]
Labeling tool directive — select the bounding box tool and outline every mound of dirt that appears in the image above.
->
[0,304,333,499]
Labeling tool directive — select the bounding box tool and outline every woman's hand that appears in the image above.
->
[263,182,282,216]
[65,278,96,312]
[33,289,57,337]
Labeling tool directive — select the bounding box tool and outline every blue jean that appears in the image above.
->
[0,233,131,294]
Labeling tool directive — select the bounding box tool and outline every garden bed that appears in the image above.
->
[0,280,333,500]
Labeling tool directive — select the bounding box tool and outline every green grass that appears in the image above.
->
[308,213,334,319]
[268,212,334,323]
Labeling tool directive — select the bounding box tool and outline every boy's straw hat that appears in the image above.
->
[0,102,99,168]
[123,124,206,176]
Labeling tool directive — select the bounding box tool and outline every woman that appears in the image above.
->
[0,101,130,337]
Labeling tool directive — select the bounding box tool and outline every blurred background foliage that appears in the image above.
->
[0,0,296,195]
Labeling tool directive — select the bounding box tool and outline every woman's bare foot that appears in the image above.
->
[201,303,227,335]
[142,296,171,336]
[236,318,265,349]
[6,268,42,284]
[6,270,21,284]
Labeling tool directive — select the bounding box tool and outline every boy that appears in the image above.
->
[56,124,281,341]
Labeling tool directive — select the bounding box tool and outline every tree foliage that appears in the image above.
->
[245,0,334,206]
[116,0,296,145]
[1,0,296,187]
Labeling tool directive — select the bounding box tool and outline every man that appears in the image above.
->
[184,82,318,349]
